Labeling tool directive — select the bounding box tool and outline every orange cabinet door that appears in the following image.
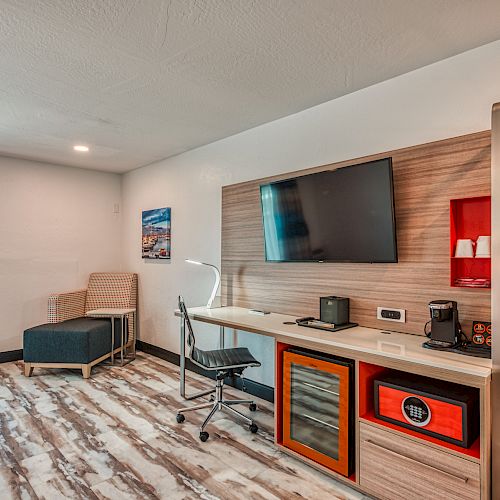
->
[282,351,351,476]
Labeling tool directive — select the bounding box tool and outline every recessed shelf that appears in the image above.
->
[450,196,491,288]
[358,361,481,460]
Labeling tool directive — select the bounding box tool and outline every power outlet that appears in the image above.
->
[377,307,406,323]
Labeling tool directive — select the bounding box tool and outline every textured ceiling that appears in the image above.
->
[1,0,500,173]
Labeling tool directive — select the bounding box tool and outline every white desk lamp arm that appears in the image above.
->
[206,264,221,309]
[186,259,221,309]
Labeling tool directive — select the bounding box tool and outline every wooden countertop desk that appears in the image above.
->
[177,306,491,387]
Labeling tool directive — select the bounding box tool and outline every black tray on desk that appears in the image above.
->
[453,343,491,359]
[297,320,358,333]
[422,341,491,359]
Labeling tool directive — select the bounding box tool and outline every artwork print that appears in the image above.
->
[142,207,171,259]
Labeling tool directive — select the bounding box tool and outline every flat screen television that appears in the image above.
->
[259,158,397,263]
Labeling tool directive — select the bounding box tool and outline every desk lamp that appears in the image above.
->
[185,259,221,308]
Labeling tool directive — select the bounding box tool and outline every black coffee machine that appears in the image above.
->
[423,300,461,349]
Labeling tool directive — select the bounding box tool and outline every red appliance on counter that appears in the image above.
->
[374,373,479,448]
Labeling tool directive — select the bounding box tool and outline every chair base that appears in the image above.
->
[176,376,258,440]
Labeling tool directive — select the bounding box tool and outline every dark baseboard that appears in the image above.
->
[0,349,23,363]
[137,340,274,403]
[137,340,180,365]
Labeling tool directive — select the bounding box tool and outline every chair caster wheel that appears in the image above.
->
[249,403,257,412]
[176,413,185,423]
[199,431,209,442]
[249,423,258,433]
[209,394,215,402]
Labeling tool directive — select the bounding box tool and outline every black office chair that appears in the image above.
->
[176,296,261,441]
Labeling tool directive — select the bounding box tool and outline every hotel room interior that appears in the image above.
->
[2,1,500,499]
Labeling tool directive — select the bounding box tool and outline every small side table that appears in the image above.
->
[86,308,137,366]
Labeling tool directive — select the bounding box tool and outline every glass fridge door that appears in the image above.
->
[283,351,350,475]
[290,361,341,460]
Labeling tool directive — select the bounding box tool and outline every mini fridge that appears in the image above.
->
[282,348,354,476]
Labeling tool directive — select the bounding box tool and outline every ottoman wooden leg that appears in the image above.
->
[82,365,91,379]
[24,363,33,377]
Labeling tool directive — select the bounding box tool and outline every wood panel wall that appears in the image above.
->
[221,131,491,336]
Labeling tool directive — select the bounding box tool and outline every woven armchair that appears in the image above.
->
[24,273,138,378]
[48,272,138,345]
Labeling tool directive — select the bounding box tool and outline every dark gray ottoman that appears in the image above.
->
[23,317,123,378]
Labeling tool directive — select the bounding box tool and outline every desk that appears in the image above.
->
[176,306,492,499]
[177,306,491,385]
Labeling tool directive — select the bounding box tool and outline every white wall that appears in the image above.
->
[122,40,500,387]
[0,157,122,352]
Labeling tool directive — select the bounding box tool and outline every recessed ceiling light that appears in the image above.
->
[73,145,89,152]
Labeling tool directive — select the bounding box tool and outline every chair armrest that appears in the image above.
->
[47,289,87,323]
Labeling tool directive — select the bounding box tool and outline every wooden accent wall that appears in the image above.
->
[221,131,491,336]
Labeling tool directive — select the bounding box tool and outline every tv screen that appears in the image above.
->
[260,158,397,263]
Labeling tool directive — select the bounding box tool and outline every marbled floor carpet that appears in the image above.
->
[0,353,370,500]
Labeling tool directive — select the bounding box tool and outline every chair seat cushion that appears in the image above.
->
[23,317,122,364]
[192,346,261,370]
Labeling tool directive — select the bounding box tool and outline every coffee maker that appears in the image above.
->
[423,300,461,349]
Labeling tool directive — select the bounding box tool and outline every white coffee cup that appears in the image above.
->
[455,239,474,257]
[475,235,491,257]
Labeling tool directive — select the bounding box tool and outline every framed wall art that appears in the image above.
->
[142,207,171,259]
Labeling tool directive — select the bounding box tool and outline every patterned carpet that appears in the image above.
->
[0,352,369,499]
